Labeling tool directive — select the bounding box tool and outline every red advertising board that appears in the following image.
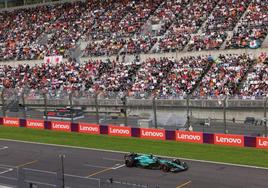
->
[108,125,131,137]
[214,134,244,147]
[26,119,44,129]
[176,131,203,143]
[140,128,165,140]
[51,121,71,132]
[3,117,20,127]
[256,137,268,149]
[78,123,100,134]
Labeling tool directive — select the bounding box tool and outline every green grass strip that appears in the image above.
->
[0,126,267,168]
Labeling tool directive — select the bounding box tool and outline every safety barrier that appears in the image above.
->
[1,117,267,149]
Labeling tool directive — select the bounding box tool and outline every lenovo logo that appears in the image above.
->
[141,130,163,137]
[4,120,19,125]
[28,122,43,127]
[215,137,242,144]
[108,126,131,137]
[51,122,71,132]
[53,124,69,129]
[110,128,130,134]
[256,137,268,149]
[214,134,244,147]
[27,120,44,129]
[80,126,98,132]
[79,124,100,134]
[3,118,19,127]
[140,128,165,140]
[258,140,268,146]
[176,131,203,143]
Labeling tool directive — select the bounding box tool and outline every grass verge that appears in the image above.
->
[0,126,267,167]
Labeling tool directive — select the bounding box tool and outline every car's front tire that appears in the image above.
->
[160,164,170,172]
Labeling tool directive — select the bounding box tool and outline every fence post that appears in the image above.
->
[56,154,65,188]
[153,97,157,128]
[44,93,48,120]
[1,89,6,117]
[17,167,27,188]
[123,96,127,126]
[95,94,99,124]
[264,97,267,137]
[69,93,73,123]
[186,95,190,130]
[22,91,26,119]
[224,96,227,134]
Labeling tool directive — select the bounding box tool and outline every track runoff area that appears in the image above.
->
[0,140,267,188]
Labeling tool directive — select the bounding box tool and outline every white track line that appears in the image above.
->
[23,167,99,180]
[113,180,147,188]
[112,164,125,170]
[1,138,268,170]
[0,183,15,188]
[0,146,8,150]
[84,164,110,169]
[23,168,56,174]
[0,168,13,175]
[85,163,125,170]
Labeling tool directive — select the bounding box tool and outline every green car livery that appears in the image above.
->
[124,153,188,172]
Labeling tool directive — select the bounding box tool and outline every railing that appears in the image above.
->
[0,166,149,188]
[0,88,267,137]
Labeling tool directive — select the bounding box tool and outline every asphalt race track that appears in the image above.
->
[0,140,267,188]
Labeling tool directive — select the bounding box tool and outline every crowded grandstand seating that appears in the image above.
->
[188,0,251,51]
[43,1,88,57]
[154,0,218,53]
[0,4,63,61]
[155,32,190,53]
[193,54,254,97]
[122,36,158,54]
[239,54,268,97]
[141,0,187,37]
[187,31,227,51]
[83,38,125,57]
[83,36,157,56]
[1,53,267,98]
[0,0,268,99]
[117,0,162,38]
[130,57,175,98]
[204,0,251,32]
[226,0,268,49]
[157,56,211,98]
[90,0,133,40]
[0,0,268,61]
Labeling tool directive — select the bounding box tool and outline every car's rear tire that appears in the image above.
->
[125,158,135,167]
[161,164,170,172]
[173,159,181,165]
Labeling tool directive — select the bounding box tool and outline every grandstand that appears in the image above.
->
[0,0,267,60]
[0,0,267,98]
[0,1,267,188]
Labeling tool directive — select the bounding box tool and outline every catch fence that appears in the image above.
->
[0,89,266,137]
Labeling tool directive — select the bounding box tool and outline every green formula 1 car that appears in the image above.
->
[124,153,188,172]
